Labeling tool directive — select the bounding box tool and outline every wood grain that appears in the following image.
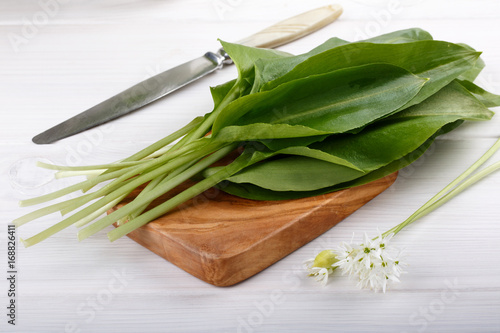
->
[109,172,398,286]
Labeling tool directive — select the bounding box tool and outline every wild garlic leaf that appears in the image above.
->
[214,134,439,201]
[251,37,350,93]
[329,120,464,192]
[215,121,460,201]
[212,29,448,124]
[456,43,485,82]
[361,27,433,43]
[391,80,494,120]
[219,40,291,77]
[225,155,365,191]
[217,40,293,100]
[216,80,493,197]
[251,28,433,93]
[212,63,426,141]
[456,79,500,108]
[311,81,494,174]
[258,135,330,151]
[221,116,462,193]
[261,40,480,109]
[210,79,236,108]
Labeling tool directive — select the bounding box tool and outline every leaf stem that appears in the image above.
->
[120,157,200,224]
[13,194,93,227]
[73,193,130,228]
[106,144,252,242]
[19,169,127,207]
[37,160,144,171]
[118,116,204,163]
[78,143,237,241]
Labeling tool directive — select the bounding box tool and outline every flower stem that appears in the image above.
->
[410,160,500,222]
[384,138,500,236]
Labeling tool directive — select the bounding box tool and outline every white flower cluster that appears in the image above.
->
[305,233,405,292]
[333,233,405,292]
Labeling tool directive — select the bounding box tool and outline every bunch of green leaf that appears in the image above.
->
[15,28,500,247]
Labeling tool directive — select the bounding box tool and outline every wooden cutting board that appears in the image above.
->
[109,172,397,286]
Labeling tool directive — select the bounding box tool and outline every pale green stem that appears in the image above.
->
[37,160,144,171]
[142,145,173,160]
[59,176,137,217]
[390,160,500,235]
[56,170,106,179]
[20,142,227,247]
[117,116,204,163]
[107,144,249,242]
[19,168,129,207]
[116,173,168,225]
[59,141,219,217]
[78,143,235,241]
[13,194,93,227]
[121,156,201,223]
[79,139,208,191]
[164,82,242,153]
[117,104,234,219]
[91,116,203,181]
[73,193,129,228]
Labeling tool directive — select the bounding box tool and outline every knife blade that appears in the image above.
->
[33,4,343,144]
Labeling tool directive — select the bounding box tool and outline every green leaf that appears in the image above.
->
[456,79,500,108]
[212,63,426,140]
[215,123,459,201]
[210,79,236,107]
[259,135,329,151]
[362,27,433,43]
[392,80,494,120]
[331,120,464,191]
[251,37,350,92]
[225,155,365,191]
[219,40,291,77]
[251,28,433,93]
[212,123,331,142]
[456,43,485,81]
[309,81,494,172]
[261,40,480,111]
[218,40,293,100]
[214,80,494,198]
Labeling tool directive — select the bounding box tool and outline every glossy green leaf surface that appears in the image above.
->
[213,63,426,140]
[217,80,494,197]
[261,40,480,108]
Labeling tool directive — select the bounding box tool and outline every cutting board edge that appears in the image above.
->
[198,172,399,286]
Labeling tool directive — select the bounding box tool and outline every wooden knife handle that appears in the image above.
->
[237,5,343,49]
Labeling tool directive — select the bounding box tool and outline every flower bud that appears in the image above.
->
[313,249,338,269]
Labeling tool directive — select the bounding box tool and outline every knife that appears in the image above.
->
[33,5,343,144]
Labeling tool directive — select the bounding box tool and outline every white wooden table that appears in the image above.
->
[1,1,500,332]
